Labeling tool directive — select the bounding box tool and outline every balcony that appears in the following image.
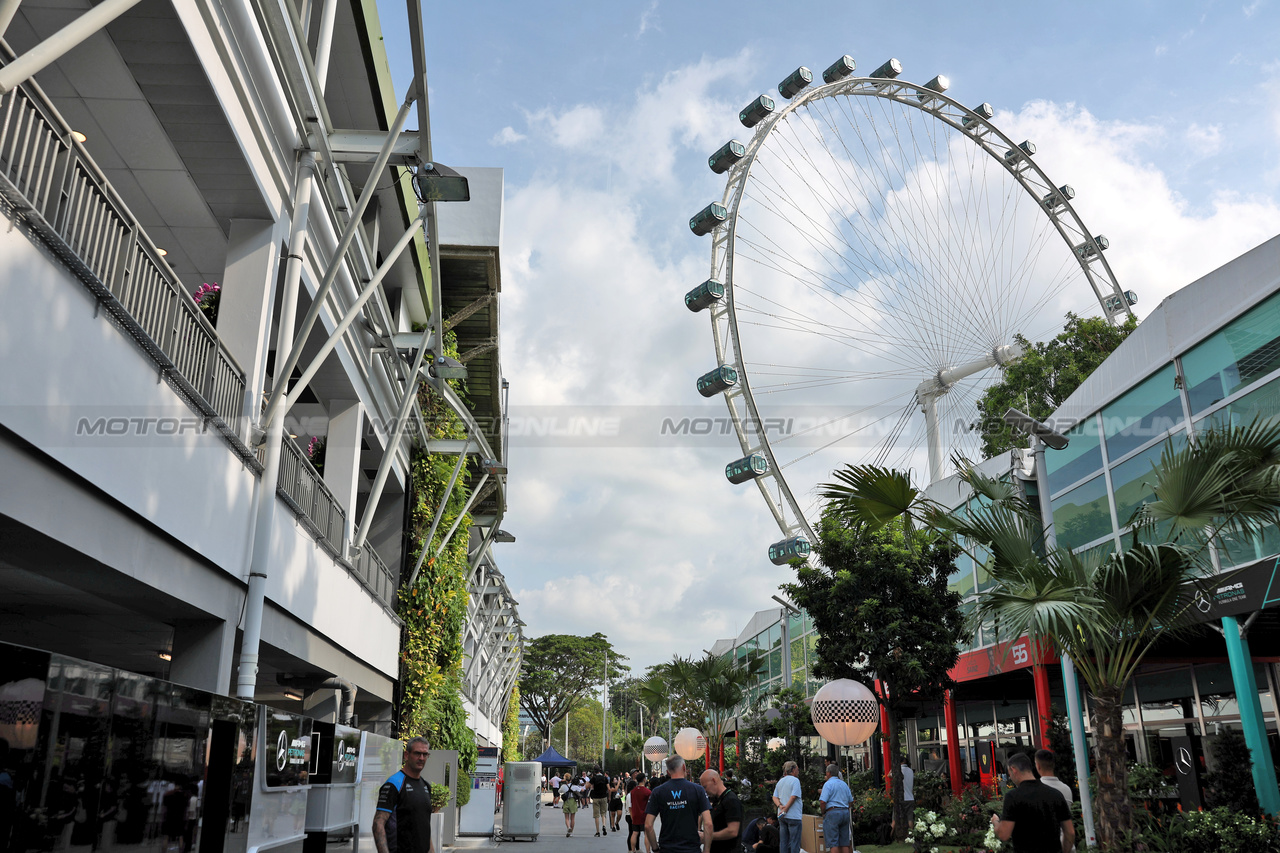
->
[0,55,248,450]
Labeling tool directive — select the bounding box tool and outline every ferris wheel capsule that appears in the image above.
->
[768,537,811,565]
[697,365,738,397]
[869,58,902,80]
[739,94,775,128]
[689,202,728,236]
[822,55,856,84]
[709,140,746,174]
[685,279,725,312]
[726,453,768,484]
[962,102,995,128]
[778,66,813,99]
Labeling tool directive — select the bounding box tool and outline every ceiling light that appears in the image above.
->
[70,131,87,143]
[282,690,302,701]
[157,651,172,661]
[156,248,168,257]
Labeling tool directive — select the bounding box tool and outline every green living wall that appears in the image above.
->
[398,331,476,804]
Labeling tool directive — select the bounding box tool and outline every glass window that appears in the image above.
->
[1101,364,1183,461]
[1110,434,1187,528]
[1051,475,1113,550]
[1077,537,1116,561]
[767,623,781,648]
[1196,662,1239,719]
[788,612,803,639]
[948,551,976,597]
[1182,291,1280,414]
[1136,665,1197,722]
[1197,374,1280,432]
[768,646,782,679]
[1045,415,1103,490]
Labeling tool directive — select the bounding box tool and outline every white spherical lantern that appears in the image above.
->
[810,678,879,746]
[766,737,786,752]
[642,736,669,762]
[673,727,707,760]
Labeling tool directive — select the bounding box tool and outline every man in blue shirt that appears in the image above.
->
[771,761,802,853]
[373,737,433,853]
[819,764,853,853]
[645,755,712,853]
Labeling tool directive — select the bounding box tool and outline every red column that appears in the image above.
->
[943,689,963,797]
[876,679,891,792]
[718,739,725,774]
[1032,662,1052,749]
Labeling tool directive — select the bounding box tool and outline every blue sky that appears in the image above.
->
[377,1,1280,673]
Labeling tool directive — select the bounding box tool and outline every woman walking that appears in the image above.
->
[609,775,624,832]
[561,772,579,837]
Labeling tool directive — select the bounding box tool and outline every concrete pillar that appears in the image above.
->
[217,219,285,434]
[324,399,364,542]
[1222,615,1280,816]
[170,619,236,694]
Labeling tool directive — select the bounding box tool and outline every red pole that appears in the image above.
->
[1032,662,1052,749]
[943,689,963,798]
[876,679,891,792]
[718,738,725,774]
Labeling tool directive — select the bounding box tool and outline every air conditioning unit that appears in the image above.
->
[501,761,541,840]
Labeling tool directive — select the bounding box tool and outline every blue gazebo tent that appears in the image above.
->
[534,746,577,769]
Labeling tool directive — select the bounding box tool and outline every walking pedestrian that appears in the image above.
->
[562,772,580,837]
[629,773,652,853]
[645,755,712,853]
[901,759,915,828]
[698,770,743,853]
[589,765,611,837]
[771,761,803,853]
[819,763,853,853]
[372,737,433,853]
[549,772,561,808]
[610,774,625,831]
[1034,750,1073,805]
[990,753,1074,853]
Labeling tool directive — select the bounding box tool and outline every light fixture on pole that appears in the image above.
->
[413,162,471,202]
[494,529,517,543]
[428,354,468,380]
[643,736,668,762]
[674,727,706,760]
[1002,407,1096,849]
[810,679,879,745]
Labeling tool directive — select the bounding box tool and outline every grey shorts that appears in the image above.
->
[823,808,851,847]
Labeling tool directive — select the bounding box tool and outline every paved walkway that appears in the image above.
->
[449,793,640,851]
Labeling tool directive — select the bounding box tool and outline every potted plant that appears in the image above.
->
[193,282,221,327]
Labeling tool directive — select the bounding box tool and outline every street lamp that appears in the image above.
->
[772,594,800,689]
[413,161,471,202]
[1002,407,1096,849]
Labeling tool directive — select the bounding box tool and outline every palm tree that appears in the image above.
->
[640,653,766,772]
[943,421,1280,849]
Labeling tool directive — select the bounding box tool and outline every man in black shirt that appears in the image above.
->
[589,766,611,837]
[699,770,743,853]
[645,756,712,853]
[373,737,433,853]
[990,753,1074,853]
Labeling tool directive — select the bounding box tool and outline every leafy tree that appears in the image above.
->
[787,465,967,843]
[1203,727,1259,815]
[976,312,1137,458]
[519,633,628,749]
[942,421,1280,850]
[735,687,823,814]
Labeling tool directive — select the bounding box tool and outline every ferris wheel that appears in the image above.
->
[686,56,1135,564]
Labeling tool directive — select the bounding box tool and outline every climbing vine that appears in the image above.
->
[502,683,521,762]
[398,330,477,805]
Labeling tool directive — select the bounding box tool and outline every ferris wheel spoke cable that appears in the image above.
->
[771,392,921,450]
[779,389,920,470]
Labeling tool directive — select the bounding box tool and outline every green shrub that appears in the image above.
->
[1133,807,1280,853]
[430,783,450,811]
[913,769,948,812]
[1204,727,1261,816]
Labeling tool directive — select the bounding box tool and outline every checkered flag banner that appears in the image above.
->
[812,698,878,724]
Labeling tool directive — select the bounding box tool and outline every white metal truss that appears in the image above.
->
[705,70,1134,546]
[461,558,523,723]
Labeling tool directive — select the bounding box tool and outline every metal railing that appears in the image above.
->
[0,54,247,439]
[277,437,347,551]
[270,438,398,608]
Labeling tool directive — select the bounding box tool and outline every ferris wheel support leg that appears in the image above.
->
[921,395,944,485]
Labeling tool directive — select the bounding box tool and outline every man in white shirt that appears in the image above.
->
[1035,749,1073,804]
[900,759,915,827]
[771,761,803,853]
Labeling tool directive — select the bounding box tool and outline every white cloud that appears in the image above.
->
[638,0,660,37]
[1245,0,1264,18]
[491,126,526,146]
[528,104,607,150]
[1185,122,1223,156]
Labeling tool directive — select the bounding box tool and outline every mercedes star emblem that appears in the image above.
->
[1175,746,1193,776]
[276,730,288,771]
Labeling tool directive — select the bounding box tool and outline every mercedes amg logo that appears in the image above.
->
[276,730,288,772]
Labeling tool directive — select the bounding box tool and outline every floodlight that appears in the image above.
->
[1002,407,1069,450]
[414,162,470,202]
[428,354,467,380]
[494,529,516,543]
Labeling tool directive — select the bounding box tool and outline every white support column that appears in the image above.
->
[312,0,339,93]
[219,219,283,433]
[0,0,143,94]
[0,0,22,40]
[324,399,364,541]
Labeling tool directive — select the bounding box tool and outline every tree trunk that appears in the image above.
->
[1090,684,1132,851]
[886,705,909,842]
